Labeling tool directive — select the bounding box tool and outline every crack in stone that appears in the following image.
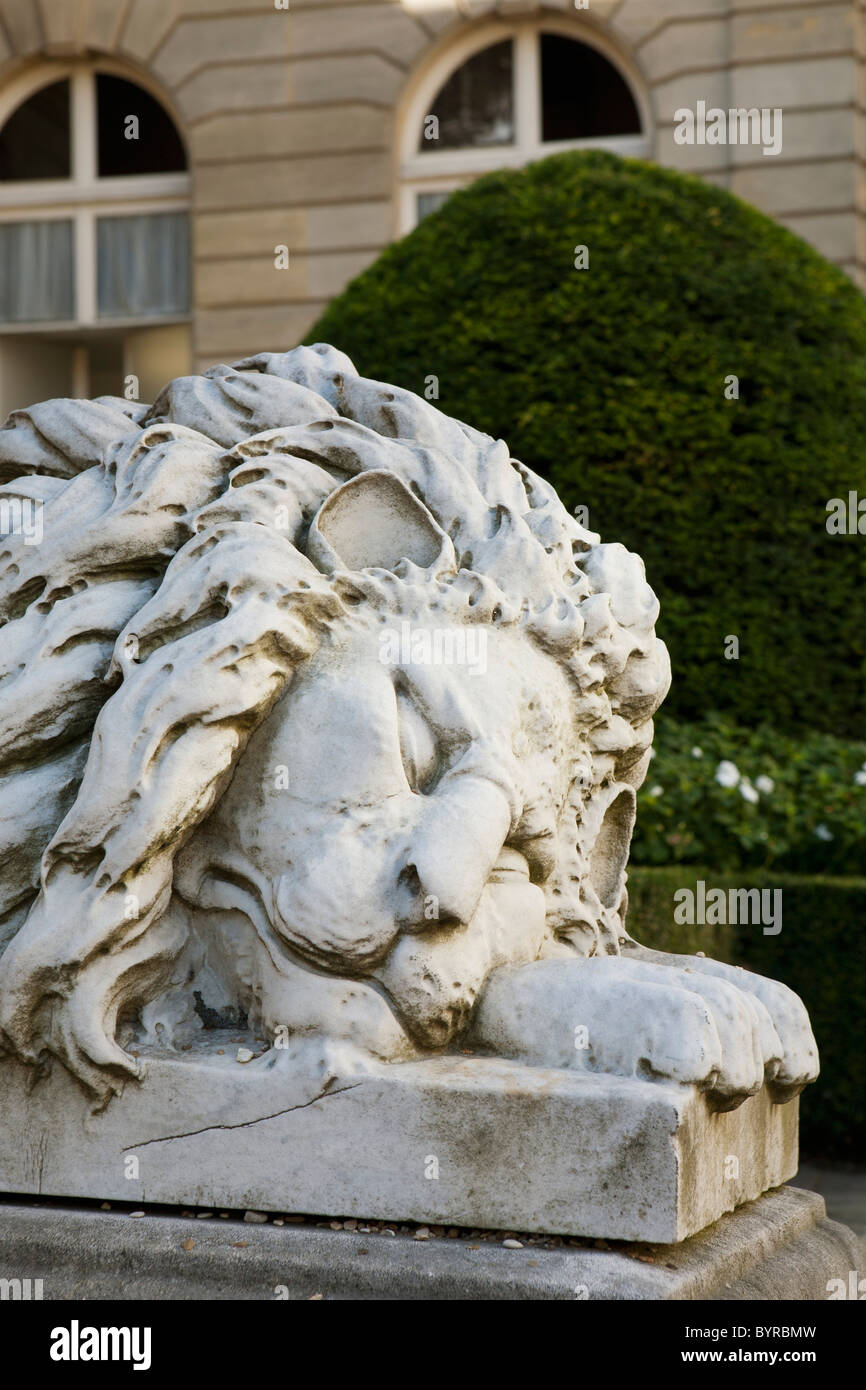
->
[123,1081,363,1150]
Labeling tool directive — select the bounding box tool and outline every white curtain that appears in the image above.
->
[0,220,74,322]
[97,211,189,318]
[417,191,453,222]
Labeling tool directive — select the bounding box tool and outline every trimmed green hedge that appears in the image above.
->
[628,867,866,1159]
[308,150,866,737]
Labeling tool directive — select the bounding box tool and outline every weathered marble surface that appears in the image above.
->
[0,345,819,1237]
[5,1184,861,1301]
[0,1048,797,1243]
[2,1187,854,1301]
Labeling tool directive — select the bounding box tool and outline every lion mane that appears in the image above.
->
[0,344,668,1101]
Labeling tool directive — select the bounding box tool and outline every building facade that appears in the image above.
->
[0,0,863,414]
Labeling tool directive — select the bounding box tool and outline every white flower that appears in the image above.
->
[739,780,759,804]
[755,775,775,795]
[715,760,740,789]
[814,823,833,842]
[649,784,664,797]
[855,769,866,787]
[691,746,703,758]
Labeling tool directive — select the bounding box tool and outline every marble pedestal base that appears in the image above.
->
[0,1189,857,1300]
[0,1038,799,1243]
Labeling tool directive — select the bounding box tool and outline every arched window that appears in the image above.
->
[0,63,191,414]
[399,22,648,231]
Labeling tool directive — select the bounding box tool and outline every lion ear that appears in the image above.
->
[306,470,455,574]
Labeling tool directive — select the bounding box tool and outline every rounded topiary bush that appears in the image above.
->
[307,151,866,737]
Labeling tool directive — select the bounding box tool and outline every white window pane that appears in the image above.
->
[417,191,453,222]
[421,40,514,152]
[97,211,190,319]
[0,220,74,322]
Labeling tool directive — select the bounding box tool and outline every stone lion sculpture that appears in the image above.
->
[0,345,818,1111]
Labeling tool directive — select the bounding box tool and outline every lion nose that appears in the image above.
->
[404,773,512,926]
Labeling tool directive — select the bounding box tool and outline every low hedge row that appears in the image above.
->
[627,867,866,1160]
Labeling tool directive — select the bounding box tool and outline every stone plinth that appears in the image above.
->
[0,1187,856,1301]
[0,1041,797,1243]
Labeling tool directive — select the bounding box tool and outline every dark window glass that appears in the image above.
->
[420,40,514,152]
[0,80,71,181]
[97,75,187,176]
[541,35,641,142]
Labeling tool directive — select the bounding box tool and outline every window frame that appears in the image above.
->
[0,61,190,332]
[398,18,651,234]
